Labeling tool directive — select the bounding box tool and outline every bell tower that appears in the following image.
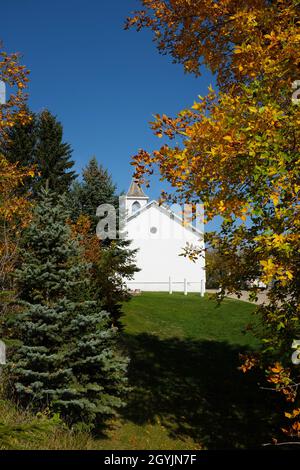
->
[125,180,149,217]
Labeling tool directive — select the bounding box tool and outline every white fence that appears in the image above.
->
[127,277,205,296]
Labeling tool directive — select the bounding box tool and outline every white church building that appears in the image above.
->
[124,181,206,295]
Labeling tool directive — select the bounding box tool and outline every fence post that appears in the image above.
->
[184,278,188,296]
[200,280,205,297]
[0,340,6,377]
[169,276,173,295]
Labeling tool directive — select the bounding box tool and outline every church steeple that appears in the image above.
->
[127,180,147,198]
[126,179,149,216]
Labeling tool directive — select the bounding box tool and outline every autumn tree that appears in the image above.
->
[0,50,33,291]
[127,0,300,441]
[205,249,232,290]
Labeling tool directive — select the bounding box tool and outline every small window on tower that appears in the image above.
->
[150,226,158,234]
[132,201,141,214]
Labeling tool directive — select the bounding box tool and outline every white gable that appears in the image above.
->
[127,200,204,239]
[125,197,206,294]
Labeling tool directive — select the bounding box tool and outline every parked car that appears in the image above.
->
[246,279,267,290]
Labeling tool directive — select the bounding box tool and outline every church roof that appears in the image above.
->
[127,200,204,237]
[127,180,148,198]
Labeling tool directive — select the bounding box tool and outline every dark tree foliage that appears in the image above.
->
[69,156,117,231]
[69,157,139,328]
[34,110,76,195]
[0,108,37,195]
[1,109,76,197]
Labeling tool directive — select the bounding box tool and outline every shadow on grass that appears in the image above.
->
[121,333,280,449]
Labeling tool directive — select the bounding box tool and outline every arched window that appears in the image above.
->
[132,201,141,214]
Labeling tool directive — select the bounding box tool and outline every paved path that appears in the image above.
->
[206,289,269,305]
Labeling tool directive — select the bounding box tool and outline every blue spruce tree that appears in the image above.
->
[6,190,129,427]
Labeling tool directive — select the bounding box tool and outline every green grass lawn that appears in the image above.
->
[0,293,279,450]
[123,292,260,346]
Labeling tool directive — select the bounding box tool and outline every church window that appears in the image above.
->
[132,201,141,214]
[150,226,158,234]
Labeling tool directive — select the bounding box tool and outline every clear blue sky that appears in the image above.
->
[1,0,219,229]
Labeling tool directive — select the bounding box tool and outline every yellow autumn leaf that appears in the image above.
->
[270,362,283,373]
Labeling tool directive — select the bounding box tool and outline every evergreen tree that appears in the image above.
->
[94,239,139,326]
[69,157,139,327]
[1,107,36,167]
[1,109,76,197]
[0,108,37,195]
[5,191,129,427]
[35,110,76,194]
[70,156,117,230]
